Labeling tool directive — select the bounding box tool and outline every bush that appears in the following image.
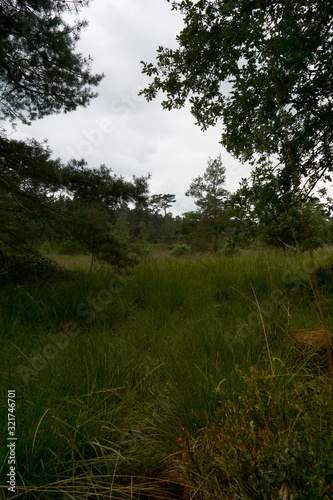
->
[132,240,152,256]
[220,237,239,256]
[170,242,191,255]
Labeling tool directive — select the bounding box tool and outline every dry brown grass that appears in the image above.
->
[289,328,333,355]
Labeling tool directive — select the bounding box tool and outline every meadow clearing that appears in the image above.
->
[1,247,333,499]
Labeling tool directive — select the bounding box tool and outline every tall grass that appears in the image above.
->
[1,249,332,498]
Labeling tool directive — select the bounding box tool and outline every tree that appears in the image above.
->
[0,0,151,271]
[150,193,176,217]
[0,135,150,268]
[229,168,331,250]
[0,0,103,125]
[141,0,333,202]
[185,155,229,252]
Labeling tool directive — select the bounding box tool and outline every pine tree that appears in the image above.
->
[185,155,229,252]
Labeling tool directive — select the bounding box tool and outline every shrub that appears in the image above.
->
[131,240,152,256]
[219,237,239,256]
[170,242,191,256]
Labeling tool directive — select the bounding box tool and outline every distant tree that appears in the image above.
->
[150,193,176,217]
[161,213,181,243]
[127,196,181,245]
[185,155,229,252]
[181,211,206,251]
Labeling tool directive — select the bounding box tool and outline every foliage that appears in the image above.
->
[185,154,230,252]
[220,237,239,255]
[0,135,150,270]
[176,366,333,499]
[170,241,191,255]
[150,193,176,217]
[0,0,103,125]
[126,207,182,245]
[229,167,331,249]
[181,210,205,248]
[141,0,333,201]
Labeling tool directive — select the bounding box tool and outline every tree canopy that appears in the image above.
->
[0,0,103,125]
[150,193,176,217]
[141,0,333,196]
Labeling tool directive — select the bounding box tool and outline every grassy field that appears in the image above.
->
[1,248,333,499]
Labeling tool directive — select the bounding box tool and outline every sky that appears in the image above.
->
[13,0,251,215]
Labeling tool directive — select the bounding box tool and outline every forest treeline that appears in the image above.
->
[21,155,333,259]
[2,143,333,271]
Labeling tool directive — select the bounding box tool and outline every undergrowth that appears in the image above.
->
[1,248,332,498]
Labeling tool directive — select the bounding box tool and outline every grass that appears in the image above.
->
[1,247,333,499]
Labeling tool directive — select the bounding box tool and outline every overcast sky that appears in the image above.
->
[14,0,250,215]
